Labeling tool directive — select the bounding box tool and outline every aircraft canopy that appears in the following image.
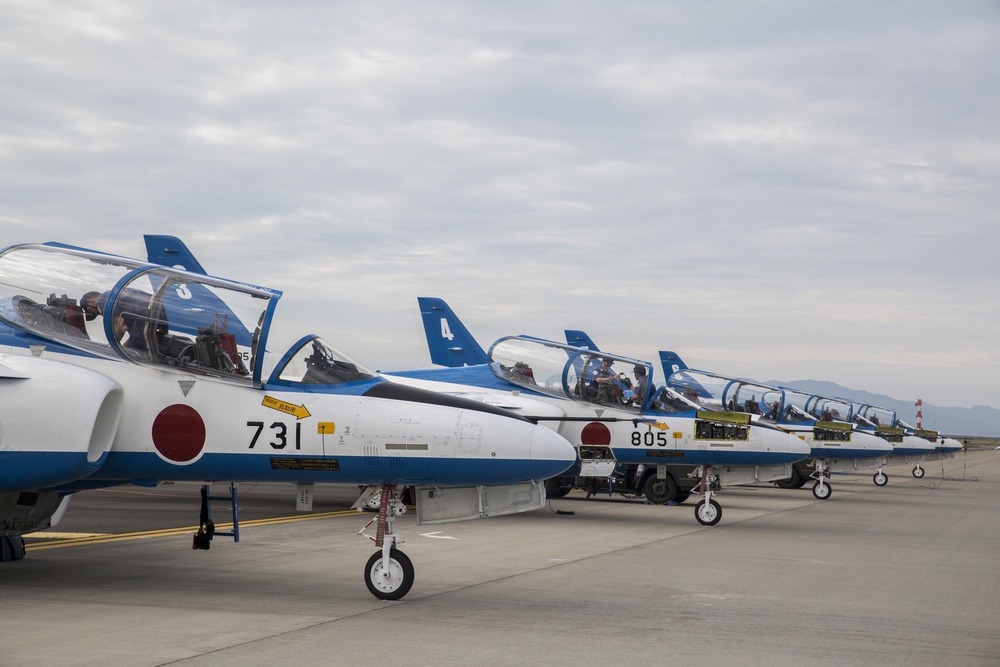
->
[853,404,897,428]
[664,368,786,420]
[782,388,854,423]
[487,336,655,412]
[0,243,281,386]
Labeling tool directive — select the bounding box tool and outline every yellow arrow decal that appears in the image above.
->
[262,396,311,420]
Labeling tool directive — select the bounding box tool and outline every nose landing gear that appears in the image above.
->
[810,460,832,500]
[357,485,414,600]
[691,466,723,526]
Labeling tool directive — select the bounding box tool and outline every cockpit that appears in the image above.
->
[802,395,853,423]
[487,336,657,412]
[646,386,701,414]
[663,370,785,421]
[854,404,895,427]
[781,405,815,423]
[0,243,375,389]
[270,335,376,386]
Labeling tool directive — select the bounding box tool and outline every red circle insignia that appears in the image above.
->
[580,421,612,446]
[151,404,206,464]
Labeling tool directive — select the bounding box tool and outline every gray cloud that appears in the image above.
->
[1,1,998,409]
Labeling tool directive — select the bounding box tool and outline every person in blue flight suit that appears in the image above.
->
[588,357,619,402]
[627,365,653,407]
[81,288,154,353]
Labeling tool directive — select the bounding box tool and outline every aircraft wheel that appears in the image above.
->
[694,499,722,526]
[643,474,678,505]
[773,467,801,489]
[365,548,414,601]
[912,466,925,479]
[873,472,888,487]
[544,478,571,499]
[0,536,26,561]
[812,481,832,500]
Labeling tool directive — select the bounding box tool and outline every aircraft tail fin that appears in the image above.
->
[144,235,208,275]
[417,297,489,367]
[659,350,689,378]
[142,235,254,346]
[564,330,600,351]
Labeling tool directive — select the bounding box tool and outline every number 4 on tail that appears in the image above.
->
[440,317,454,341]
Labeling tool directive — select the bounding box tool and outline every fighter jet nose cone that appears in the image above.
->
[530,425,576,481]
[790,433,811,456]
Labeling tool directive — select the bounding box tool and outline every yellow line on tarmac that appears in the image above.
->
[26,509,364,551]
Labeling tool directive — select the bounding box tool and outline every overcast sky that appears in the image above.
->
[2,1,998,411]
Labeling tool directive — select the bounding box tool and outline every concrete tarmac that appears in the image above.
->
[3,451,998,666]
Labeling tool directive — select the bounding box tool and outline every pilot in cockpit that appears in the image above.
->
[82,288,154,353]
[588,357,618,402]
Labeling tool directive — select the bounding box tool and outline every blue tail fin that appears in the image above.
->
[659,350,689,378]
[564,330,600,351]
[144,235,208,275]
[417,297,489,367]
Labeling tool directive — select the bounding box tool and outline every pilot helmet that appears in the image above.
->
[81,291,102,321]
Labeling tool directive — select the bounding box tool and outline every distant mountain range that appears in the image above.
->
[771,380,999,438]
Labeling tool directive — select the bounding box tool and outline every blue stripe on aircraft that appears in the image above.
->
[808,447,888,459]
[609,447,804,467]
[58,452,559,488]
[885,446,933,457]
[0,452,99,493]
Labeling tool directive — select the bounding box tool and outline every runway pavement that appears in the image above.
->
[2,450,998,666]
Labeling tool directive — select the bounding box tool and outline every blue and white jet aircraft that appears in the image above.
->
[850,403,961,478]
[0,240,575,600]
[392,297,809,527]
[658,351,900,499]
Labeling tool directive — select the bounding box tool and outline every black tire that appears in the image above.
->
[695,499,722,526]
[364,548,414,601]
[544,477,571,499]
[774,466,802,489]
[673,491,691,505]
[642,473,678,505]
[873,472,888,487]
[0,536,26,561]
[812,481,832,500]
[912,466,925,479]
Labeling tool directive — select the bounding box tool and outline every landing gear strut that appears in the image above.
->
[811,460,832,500]
[358,485,414,600]
[692,466,722,526]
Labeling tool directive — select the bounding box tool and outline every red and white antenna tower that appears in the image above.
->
[915,398,923,429]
